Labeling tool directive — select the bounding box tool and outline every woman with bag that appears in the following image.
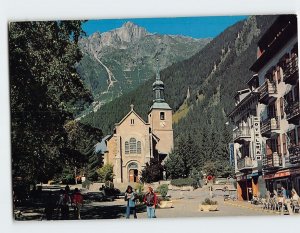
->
[124,185,137,219]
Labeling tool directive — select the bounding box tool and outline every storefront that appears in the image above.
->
[236,172,265,200]
[263,167,300,197]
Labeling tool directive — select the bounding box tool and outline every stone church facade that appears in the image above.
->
[97,72,173,183]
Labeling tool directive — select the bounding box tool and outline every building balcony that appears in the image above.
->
[233,127,251,143]
[262,152,283,170]
[260,116,280,137]
[289,145,300,164]
[285,101,300,125]
[258,80,277,104]
[283,56,299,85]
[237,157,253,172]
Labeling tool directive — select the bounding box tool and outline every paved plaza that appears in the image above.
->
[15,185,285,220]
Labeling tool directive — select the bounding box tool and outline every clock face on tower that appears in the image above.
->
[160,121,166,127]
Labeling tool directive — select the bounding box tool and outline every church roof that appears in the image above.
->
[95,134,112,154]
[149,102,172,111]
[115,106,149,126]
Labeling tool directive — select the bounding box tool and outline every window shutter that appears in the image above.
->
[277,134,281,155]
[282,134,287,155]
[266,139,272,156]
[280,97,284,118]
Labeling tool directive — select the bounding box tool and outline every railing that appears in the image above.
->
[258,80,277,101]
[233,126,251,142]
[285,101,300,121]
[283,56,299,84]
[237,156,253,171]
[262,152,283,169]
[289,145,300,164]
[260,116,280,135]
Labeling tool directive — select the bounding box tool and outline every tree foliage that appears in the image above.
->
[140,158,164,183]
[9,21,99,185]
[97,164,114,182]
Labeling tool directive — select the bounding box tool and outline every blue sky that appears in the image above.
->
[82,16,247,39]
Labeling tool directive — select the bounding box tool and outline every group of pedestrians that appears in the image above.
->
[45,186,83,220]
[124,185,157,219]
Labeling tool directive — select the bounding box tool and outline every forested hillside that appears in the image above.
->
[81,15,277,177]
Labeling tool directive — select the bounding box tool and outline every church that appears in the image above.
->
[96,71,174,183]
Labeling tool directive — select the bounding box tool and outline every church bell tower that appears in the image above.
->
[148,58,174,157]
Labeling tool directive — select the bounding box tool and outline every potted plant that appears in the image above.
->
[199,198,218,212]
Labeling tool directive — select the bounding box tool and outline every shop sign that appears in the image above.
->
[253,116,262,160]
[229,143,235,166]
[263,170,291,180]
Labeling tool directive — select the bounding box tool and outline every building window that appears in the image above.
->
[288,129,296,145]
[125,141,129,154]
[130,119,135,125]
[268,101,277,118]
[129,138,137,153]
[276,66,281,83]
[137,141,141,154]
[125,138,141,154]
[160,112,165,120]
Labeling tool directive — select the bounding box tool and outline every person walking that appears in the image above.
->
[44,193,56,220]
[124,185,137,219]
[72,188,83,220]
[143,186,157,218]
[57,189,71,220]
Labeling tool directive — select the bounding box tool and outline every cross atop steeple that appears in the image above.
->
[130,104,134,111]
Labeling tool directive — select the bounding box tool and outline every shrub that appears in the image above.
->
[201,198,218,205]
[171,178,197,188]
[135,183,144,194]
[156,184,168,198]
[135,193,145,204]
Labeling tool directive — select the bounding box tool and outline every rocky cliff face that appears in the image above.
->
[76,21,210,114]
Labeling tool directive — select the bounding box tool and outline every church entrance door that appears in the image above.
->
[129,169,139,182]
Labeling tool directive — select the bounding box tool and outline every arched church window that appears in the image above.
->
[129,138,137,153]
[125,141,129,154]
[137,141,141,154]
[128,162,138,170]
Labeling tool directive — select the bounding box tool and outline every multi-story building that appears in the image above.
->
[228,78,265,201]
[250,15,299,196]
[230,15,299,199]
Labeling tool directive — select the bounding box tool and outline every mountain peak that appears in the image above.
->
[122,21,137,28]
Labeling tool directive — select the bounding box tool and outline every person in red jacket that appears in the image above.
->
[143,186,157,218]
[72,188,83,220]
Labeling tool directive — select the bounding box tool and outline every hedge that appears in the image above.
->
[170,178,197,187]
